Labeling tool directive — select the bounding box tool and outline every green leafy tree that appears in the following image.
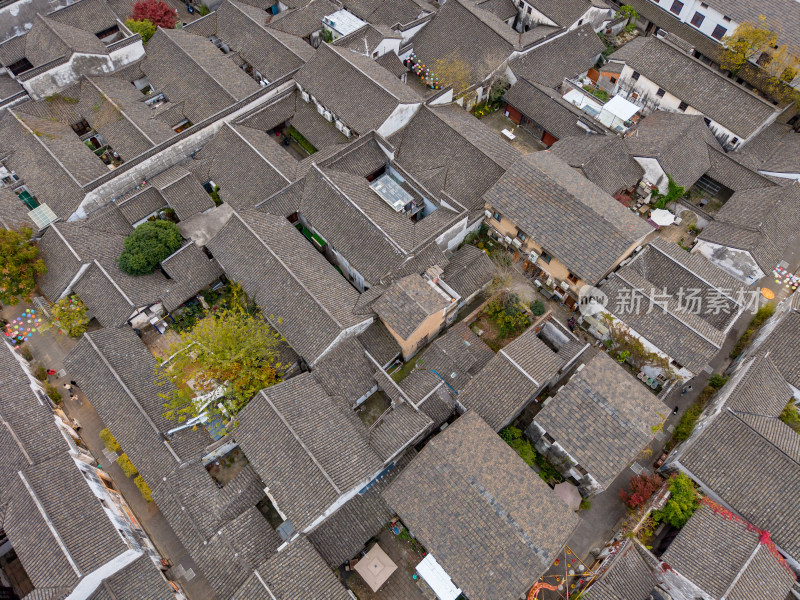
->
[50,295,89,337]
[0,227,46,305]
[125,18,156,43]
[650,174,686,210]
[721,16,780,75]
[617,4,638,21]
[656,473,699,528]
[118,220,182,276]
[158,285,284,425]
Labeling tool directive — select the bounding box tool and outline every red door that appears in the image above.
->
[542,131,558,146]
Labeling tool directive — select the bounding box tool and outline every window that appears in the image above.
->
[567,272,580,284]
[723,15,731,22]
[631,70,640,81]
[577,19,583,26]
[540,250,552,264]
[730,137,738,145]
[610,76,617,84]
[172,119,193,133]
[543,433,555,444]
[575,464,588,477]
[669,0,683,15]
[690,12,704,27]
[516,230,527,242]
[700,2,708,7]
[703,117,711,126]
[527,6,532,14]
[492,210,502,222]
[678,101,688,111]
[656,87,666,97]
[711,24,727,40]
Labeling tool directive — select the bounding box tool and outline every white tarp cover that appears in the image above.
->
[650,208,675,226]
[416,553,462,600]
[602,95,640,121]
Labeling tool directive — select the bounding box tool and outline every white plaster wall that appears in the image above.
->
[377,102,421,138]
[650,0,738,42]
[435,214,474,253]
[692,239,764,285]
[568,6,614,32]
[399,20,428,45]
[632,155,668,192]
[375,38,400,57]
[23,42,144,100]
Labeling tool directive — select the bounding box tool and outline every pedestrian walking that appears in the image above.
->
[681,385,693,396]
[673,406,679,415]
[46,368,57,376]
[69,380,78,388]
[63,383,73,394]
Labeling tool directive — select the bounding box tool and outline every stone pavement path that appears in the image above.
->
[1,301,218,600]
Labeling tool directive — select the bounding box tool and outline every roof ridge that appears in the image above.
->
[85,78,155,146]
[726,408,800,465]
[325,43,413,102]
[227,0,305,58]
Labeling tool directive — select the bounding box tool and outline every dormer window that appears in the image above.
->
[7,57,33,76]
[145,93,168,108]
[96,25,122,43]
[71,118,92,137]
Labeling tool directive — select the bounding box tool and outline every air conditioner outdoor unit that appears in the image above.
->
[560,281,570,291]
[484,209,492,219]
[529,251,539,262]
[301,91,310,102]
[503,236,512,244]
[342,126,351,138]
[316,103,325,115]
[512,238,522,248]
[335,119,344,132]
[323,110,333,122]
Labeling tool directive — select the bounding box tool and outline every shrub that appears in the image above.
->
[579,498,592,511]
[530,300,546,316]
[118,220,182,275]
[0,227,46,306]
[619,473,663,510]
[672,386,715,443]
[708,374,729,389]
[499,427,562,484]
[44,383,62,404]
[116,453,139,478]
[286,126,317,155]
[485,297,529,338]
[125,18,156,43]
[130,0,177,28]
[731,303,776,357]
[100,428,122,453]
[196,3,210,15]
[50,295,90,337]
[780,402,800,433]
[655,473,698,528]
[33,363,47,381]
[134,475,153,502]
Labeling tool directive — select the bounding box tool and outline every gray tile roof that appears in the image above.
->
[4,453,128,589]
[535,352,668,487]
[357,320,401,366]
[525,0,597,28]
[510,23,605,88]
[457,323,578,430]
[232,123,299,181]
[300,162,459,284]
[440,244,495,300]
[24,14,108,66]
[600,239,747,373]
[235,373,383,530]
[624,111,721,189]
[195,123,294,210]
[374,51,409,77]
[583,540,657,600]
[719,354,792,417]
[116,188,168,224]
[308,451,415,567]
[409,0,517,90]
[373,274,450,339]
[484,151,652,284]
[701,0,800,51]
[383,411,580,600]
[367,400,431,461]
[295,43,421,135]
[735,122,800,176]
[232,537,351,600]
[550,135,644,195]
[159,241,223,311]
[752,302,800,391]
[268,0,341,38]
[413,321,494,393]
[677,409,800,559]
[143,28,260,123]
[390,104,519,212]
[312,337,378,405]
[698,182,800,274]
[332,23,398,55]
[343,0,432,27]
[476,0,517,20]
[205,209,365,363]
[706,146,778,192]
[289,90,350,150]
[155,169,216,221]
[608,36,778,138]
[503,79,608,142]
[64,328,211,482]
[217,0,313,80]
[661,503,796,600]
[90,554,176,600]
[237,87,299,132]
[46,0,121,35]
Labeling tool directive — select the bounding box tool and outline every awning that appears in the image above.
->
[602,95,640,121]
[415,553,461,600]
[354,543,397,592]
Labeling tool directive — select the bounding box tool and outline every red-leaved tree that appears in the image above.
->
[130,0,177,29]
[619,473,663,510]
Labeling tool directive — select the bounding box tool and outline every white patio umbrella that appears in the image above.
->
[650,208,675,227]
